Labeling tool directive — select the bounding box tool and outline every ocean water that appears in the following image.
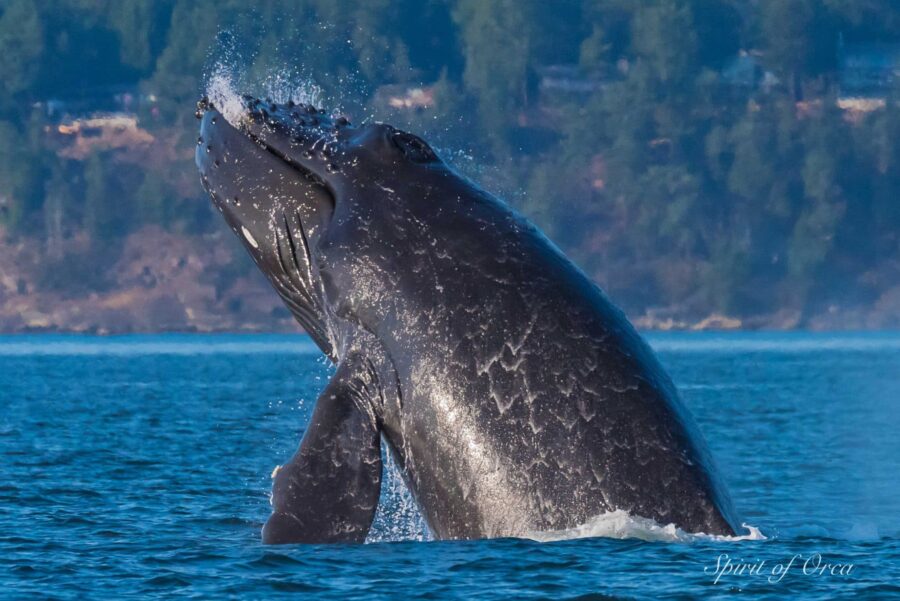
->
[1,332,897,600]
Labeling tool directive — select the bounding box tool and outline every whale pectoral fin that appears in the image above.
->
[262,355,383,544]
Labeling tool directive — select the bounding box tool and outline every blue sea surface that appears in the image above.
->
[1,332,898,599]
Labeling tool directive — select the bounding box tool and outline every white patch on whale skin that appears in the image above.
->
[525,509,765,543]
[271,465,282,479]
[241,226,259,249]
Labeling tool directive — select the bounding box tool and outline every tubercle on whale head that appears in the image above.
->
[229,95,444,192]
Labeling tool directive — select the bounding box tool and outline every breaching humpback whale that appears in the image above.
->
[195,95,741,543]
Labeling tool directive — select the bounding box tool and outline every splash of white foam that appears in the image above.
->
[206,68,247,127]
[258,68,324,108]
[525,510,766,544]
[205,63,326,129]
[366,440,431,543]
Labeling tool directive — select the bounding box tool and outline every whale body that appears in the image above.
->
[195,95,740,543]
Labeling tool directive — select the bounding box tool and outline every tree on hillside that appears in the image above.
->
[0,121,40,233]
[453,0,536,151]
[106,0,175,73]
[0,0,43,111]
[689,0,743,70]
[151,0,226,121]
[453,0,582,153]
[756,0,837,98]
[631,1,699,85]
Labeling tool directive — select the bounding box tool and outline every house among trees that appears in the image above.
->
[535,63,624,108]
[1,0,899,329]
[720,51,779,92]
[33,86,157,120]
[537,64,607,95]
[837,40,900,112]
[48,114,154,160]
[372,84,435,113]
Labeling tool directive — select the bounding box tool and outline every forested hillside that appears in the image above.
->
[1,0,899,331]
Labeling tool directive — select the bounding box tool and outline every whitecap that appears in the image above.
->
[0,336,321,356]
[645,332,900,354]
[525,510,766,543]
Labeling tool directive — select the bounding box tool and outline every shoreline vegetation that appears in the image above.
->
[0,221,890,336]
[0,1,899,333]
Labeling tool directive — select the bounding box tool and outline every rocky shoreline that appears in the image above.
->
[1,226,897,335]
[0,226,294,335]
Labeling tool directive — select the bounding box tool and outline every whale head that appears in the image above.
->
[195,96,340,355]
[195,94,447,355]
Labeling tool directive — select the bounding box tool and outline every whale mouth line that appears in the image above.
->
[197,95,333,196]
[242,126,333,194]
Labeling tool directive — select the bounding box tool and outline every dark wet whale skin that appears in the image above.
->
[196,96,740,542]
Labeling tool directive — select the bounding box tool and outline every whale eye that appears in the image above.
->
[391,131,438,163]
